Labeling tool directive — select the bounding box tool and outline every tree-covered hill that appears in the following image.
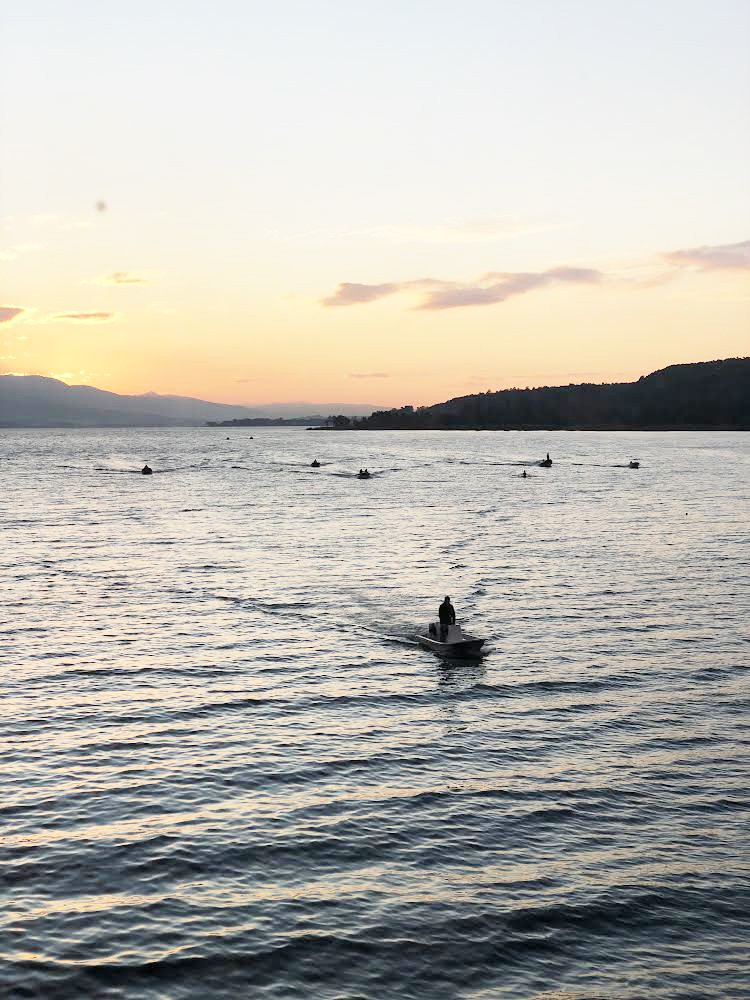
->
[358,358,750,430]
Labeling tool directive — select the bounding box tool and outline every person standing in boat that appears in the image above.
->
[438,595,456,639]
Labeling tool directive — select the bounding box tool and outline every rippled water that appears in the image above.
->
[2,428,749,999]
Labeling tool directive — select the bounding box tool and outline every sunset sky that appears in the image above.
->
[2,0,749,407]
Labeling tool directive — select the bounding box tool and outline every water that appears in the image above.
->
[1,428,748,999]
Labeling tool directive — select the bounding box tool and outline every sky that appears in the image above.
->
[1,0,749,407]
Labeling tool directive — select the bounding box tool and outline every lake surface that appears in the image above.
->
[1,428,749,999]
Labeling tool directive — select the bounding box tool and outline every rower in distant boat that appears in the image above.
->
[357,468,371,479]
[629,460,640,469]
[311,459,321,467]
[142,464,153,475]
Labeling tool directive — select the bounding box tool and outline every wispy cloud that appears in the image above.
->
[323,239,750,313]
[49,312,116,323]
[0,305,26,324]
[323,278,447,307]
[323,268,602,311]
[664,239,750,270]
[50,370,89,380]
[2,306,122,327]
[419,267,602,310]
[0,243,40,262]
[0,368,94,381]
[349,372,391,379]
[323,282,403,306]
[94,271,148,286]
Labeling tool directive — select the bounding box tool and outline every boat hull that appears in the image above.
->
[416,634,485,657]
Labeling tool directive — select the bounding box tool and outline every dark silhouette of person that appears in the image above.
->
[438,595,456,639]
[522,470,527,478]
[142,464,153,475]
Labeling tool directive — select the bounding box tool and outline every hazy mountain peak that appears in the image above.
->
[0,374,378,426]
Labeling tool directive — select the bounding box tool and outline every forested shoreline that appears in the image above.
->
[326,359,750,430]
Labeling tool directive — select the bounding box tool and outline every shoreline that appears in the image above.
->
[309,424,750,432]
[0,423,747,431]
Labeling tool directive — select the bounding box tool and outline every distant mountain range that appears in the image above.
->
[357,358,750,430]
[3,360,747,429]
[0,376,378,427]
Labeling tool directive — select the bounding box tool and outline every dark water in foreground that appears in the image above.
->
[2,428,749,999]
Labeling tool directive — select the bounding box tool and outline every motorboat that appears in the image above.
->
[416,621,485,657]
[629,460,640,469]
[539,453,552,467]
